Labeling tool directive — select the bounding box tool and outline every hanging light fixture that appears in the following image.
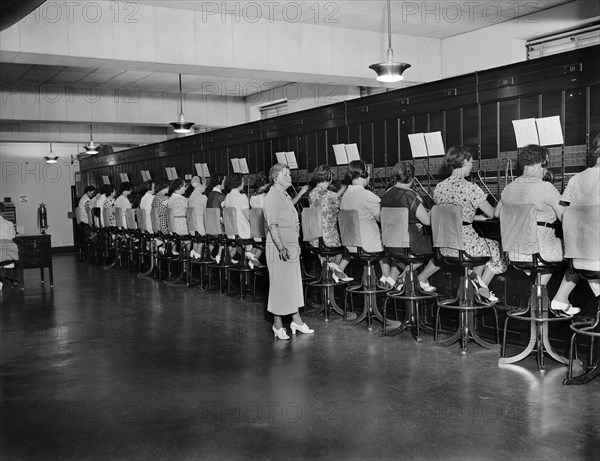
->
[369,0,411,83]
[85,124,100,155]
[170,74,195,134]
[44,142,59,164]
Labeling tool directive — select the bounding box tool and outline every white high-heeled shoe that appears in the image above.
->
[550,300,581,316]
[419,281,437,292]
[246,252,263,268]
[328,263,353,283]
[272,326,290,340]
[290,322,314,335]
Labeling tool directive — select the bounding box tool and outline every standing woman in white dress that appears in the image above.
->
[263,164,314,340]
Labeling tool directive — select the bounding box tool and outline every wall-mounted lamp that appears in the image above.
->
[85,124,100,154]
[369,0,411,83]
[170,74,195,134]
[44,142,59,164]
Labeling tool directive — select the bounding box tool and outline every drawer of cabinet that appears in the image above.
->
[16,239,51,249]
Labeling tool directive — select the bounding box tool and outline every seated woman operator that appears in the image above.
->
[433,146,507,302]
[493,144,576,314]
[223,173,262,267]
[308,165,352,283]
[381,161,440,292]
[166,178,190,256]
[340,160,395,287]
[551,132,600,315]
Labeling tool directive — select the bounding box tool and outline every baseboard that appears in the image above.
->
[51,246,76,254]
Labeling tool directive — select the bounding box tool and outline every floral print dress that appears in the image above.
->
[433,176,507,274]
[308,187,342,247]
[103,196,116,227]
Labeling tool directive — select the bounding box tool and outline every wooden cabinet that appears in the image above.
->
[14,234,53,288]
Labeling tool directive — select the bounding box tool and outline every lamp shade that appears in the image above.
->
[369,0,411,83]
[170,113,195,134]
[85,141,99,155]
[85,124,100,154]
[369,61,411,83]
[170,75,195,134]
[44,142,59,163]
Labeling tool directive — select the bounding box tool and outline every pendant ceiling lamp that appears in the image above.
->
[369,0,411,83]
[44,142,59,164]
[85,124,100,155]
[170,74,195,134]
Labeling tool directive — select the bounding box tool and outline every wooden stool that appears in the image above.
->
[497,204,569,373]
[562,205,600,385]
[338,209,390,330]
[301,207,350,321]
[380,207,437,343]
[431,205,499,355]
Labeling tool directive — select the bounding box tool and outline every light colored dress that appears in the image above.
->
[139,192,154,233]
[0,216,18,261]
[78,194,90,224]
[96,194,107,226]
[115,195,131,211]
[250,194,266,209]
[263,184,303,316]
[562,167,600,206]
[308,186,342,247]
[167,193,189,235]
[501,177,563,262]
[434,177,507,274]
[223,189,251,239]
[339,185,382,252]
[561,167,600,270]
[188,189,208,210]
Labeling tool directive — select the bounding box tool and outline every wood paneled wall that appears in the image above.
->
[80,46,600,195]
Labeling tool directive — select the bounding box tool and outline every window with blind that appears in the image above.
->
[259,100,288,119]
[527,24,599,59]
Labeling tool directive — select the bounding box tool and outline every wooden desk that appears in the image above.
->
[13,234,53,288]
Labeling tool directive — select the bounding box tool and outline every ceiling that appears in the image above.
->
[0,1,575,97]
[133,0,574,38]
[0,0,580,143]
[0,63,289,97]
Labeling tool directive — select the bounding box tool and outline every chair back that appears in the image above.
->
[166,208,176,234]
[115,208,125,229]
[126,209,137,230]
[250,208,266,239]
[86,207,93,227]
[102,208,110,228]
[381,207,410,248]
[91,207,101,228]
[204,208,223,236]
[75,207,82,224]
[563,205,600,266]
[187,207,206,235]
[223,207,239,237]
[136,209,147,232]
[301,207,323,242]
[431,205,464,251]
[338,209,362,247]
[499,204,539,259]
[150,208,160,234]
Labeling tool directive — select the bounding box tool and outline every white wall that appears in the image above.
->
[246,83,361,121]
[1,143,78,247]
[441,0,600,78]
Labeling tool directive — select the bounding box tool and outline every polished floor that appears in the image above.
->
[1,254,598,461]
